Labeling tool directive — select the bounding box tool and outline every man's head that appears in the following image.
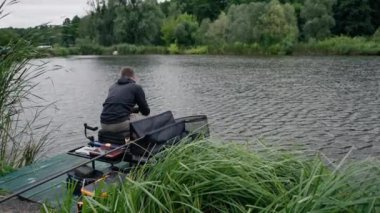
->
[120,67,136,81]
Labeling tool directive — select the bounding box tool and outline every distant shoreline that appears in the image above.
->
[35,36,380,58]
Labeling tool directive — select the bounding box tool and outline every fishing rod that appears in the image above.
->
[0,138,141,204]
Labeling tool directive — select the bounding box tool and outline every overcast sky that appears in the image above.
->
[0,0,91,28]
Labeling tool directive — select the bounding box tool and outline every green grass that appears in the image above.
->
[54,140,380,213]
[183,46,208,54]
[0,39,53,168]
[295,36,380,55]
[114,44,167,55]
[1,1,55,170]
[35,44,168,57]
[0,161,14,176]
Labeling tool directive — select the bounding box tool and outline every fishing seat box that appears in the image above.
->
[66,165,104,195]
[81,171,127,197]
[98,130,129,145]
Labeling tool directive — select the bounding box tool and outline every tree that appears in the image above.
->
[205,12,229,45]
[228,0,269,5]
[174,20,198,46]
[61,18,73,47]
[226,2,267,43]
[195,18,211,44]
[333,0,374,36]
[171,0,228,21]
[0,28,19,46]
[209,0,298,46]
[301,0,335,41]
[114,0,164,44]
[71,16,81,44]
[90,0,117,46]
[61,16,81,47]
[78,15,96,41]
[160,1,182,17]
[258,0,298,46]
[370,0,380,30]
[161,14,199,46]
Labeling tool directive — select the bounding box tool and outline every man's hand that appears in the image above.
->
[131,107,139,113]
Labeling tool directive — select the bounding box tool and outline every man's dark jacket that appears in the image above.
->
[101,77,150,124]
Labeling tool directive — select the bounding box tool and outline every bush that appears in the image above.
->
[113,44,167,55]
[373,28,380,42]
[0,161,14,176]
[115,44,140,54]
[66,140,380,212]
[167,43,180,54]
[184,46,208,54]
[295,36,380,55]
[208,42,294,55]
[52,47,70,56]
[76,38,105,55]
[142,46,168,54]
[161,14,199,46]
[77,44,104,55]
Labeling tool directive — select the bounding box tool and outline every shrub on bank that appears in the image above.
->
[0,161,14,176]
[183,46,208,54]
[295,36,380,55]
[105,44,167,55]
[65,140,380,213]
[207,42,295,55]
[167,43,180,54]
[35,36,380,57]
[373,28,380,42]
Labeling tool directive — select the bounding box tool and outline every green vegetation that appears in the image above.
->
[295,36,380,55]
[52,140,380,212]
[1,0,380,56]
[301,0,335,41]
[333,0,374,36]
[0,0,54,173]
[0,161,13,176]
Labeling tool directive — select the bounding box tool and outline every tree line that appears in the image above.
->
[0,0,379,51]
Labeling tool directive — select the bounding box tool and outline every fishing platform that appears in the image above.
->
[0,111,209,208]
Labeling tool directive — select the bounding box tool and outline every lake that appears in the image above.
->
[34,55,380,161]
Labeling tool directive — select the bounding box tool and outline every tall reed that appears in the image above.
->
[55,140,379,212]
[0,0,55,171]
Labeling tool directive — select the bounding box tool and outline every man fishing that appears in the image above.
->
[100,67,150,133]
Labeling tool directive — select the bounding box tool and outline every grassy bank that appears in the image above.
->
[35,36,380,57]
[35,44,169,58]
[53,140,380,212]
[294,36,380,56]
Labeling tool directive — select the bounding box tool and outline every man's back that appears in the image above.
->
[101,77,150,125]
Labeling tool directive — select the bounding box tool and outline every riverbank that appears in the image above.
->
[54,140,380,212]
[1,138,379,211]
[35,36,380,58]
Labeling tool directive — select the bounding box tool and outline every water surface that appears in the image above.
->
[35,55,380,160]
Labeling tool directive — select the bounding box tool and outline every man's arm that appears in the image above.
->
[135,85,150,116]
[131,106,139,113]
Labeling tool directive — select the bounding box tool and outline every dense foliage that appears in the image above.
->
[301,0,335,41]
[1,0,379,55]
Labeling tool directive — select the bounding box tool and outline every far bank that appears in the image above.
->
[35,36,380,58]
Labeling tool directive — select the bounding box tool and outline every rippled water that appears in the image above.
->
[34,55,380,160]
